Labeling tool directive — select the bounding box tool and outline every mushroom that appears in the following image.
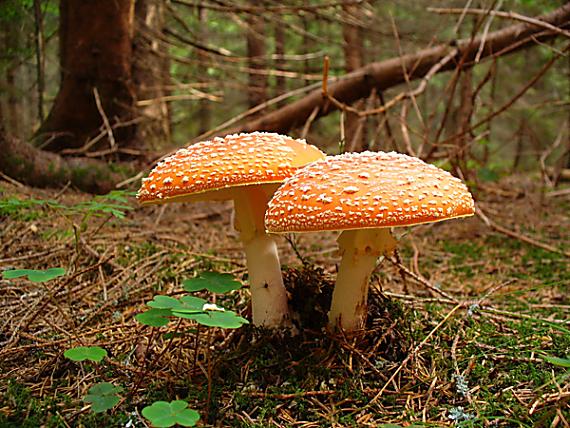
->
[137,132,325,328]
[265,151,475,331]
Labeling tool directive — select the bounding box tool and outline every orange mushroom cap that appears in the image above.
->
[137,132,325,204]
[265,151,475,232]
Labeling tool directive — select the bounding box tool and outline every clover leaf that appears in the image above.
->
[182,271,242,294]
[147,295,206,312]
[3,267,66,283]
[173,309,249,329]
[84,382,122,413]
[135,308,172,327]
[64,346,107,362]
[142,400,200,427]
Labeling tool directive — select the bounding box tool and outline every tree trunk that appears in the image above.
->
[2,18,23,140]
[0,128,127,194]
[447,69,474,176]
[246,8,267,110]
[196,4,211,134]
[228,4,570,136]
[342,1,366,152]
[36,0,136,152]
[133,0,171,150]
[274,19,286,102]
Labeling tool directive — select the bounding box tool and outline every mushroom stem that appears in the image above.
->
[233,187,290,328]
[328,228,396,331]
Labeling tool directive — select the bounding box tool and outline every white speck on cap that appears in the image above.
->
[265,151,475,232]
[137,132,325,204]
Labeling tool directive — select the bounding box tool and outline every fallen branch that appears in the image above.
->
[0,129,131,194]
[428,7,570,39]
[225,4,570,135]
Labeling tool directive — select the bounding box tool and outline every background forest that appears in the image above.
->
[0,0,569,427]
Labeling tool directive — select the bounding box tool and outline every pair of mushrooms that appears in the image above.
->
[137,132,474,331]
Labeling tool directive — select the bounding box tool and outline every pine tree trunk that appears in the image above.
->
[246,8,267,110]
[133,0,171,150]
[196,4,211,135]
[37,0,137,153]
[342,1,366,152]
[2,19,23,140]
[274,20,286,103]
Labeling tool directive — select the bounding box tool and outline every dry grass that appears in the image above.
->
[0,176,568,427]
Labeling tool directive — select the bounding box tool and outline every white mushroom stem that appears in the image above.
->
[328,228,397,331]
[233,186,290,328]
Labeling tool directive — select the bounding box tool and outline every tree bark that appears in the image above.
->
[447,69,474,175]
[0,128,127,194]
[36,0,136,152]
[246,8,267,110]
[195,3,212,135]
[274,19,286,102]
[2,18,23,139]
[342,1,366,152]
[133,0,171,150]
[228,4,570,136]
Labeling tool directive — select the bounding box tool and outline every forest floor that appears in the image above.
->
[0,174,568,428]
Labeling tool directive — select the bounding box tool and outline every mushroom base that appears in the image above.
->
[328,228,396,331]
[243,233,291,327]
[234,188,290,328]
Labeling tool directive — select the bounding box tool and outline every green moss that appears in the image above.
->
[0,380,83,428]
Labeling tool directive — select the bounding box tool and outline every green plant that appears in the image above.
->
[0,190,134,221]
[142,400,200,427]
[137,294,248,329]
[64,346,107,362]
[71,190,134,219]
[136,271,248,329]
[2,267,66,282]
[541,348,570,386]
[542,354,570,368]
[9,267,246,422]
[83,383,122,413]
[136,308,172,327]
[57,271,247,422]
[0,197,63,219]
[182,271,242,293]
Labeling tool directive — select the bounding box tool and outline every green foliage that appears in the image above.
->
[142,400,200,427]
[73,190,134,219]
[183,271,243,293]
[137,272,249,329]
[0,191,134,221]
[174,309,249,329]
[138,293,249,329]
[83,382,122,413]
[136,308,172,327]
[0,197,64,220]
[2,267,65,282]
[542,354,570,368]
[378,424,408,428]
[478,166,501,182]
[64,346,107,362]
[0,380,72,428]
[0,0,31,22]
[147,295,206,311]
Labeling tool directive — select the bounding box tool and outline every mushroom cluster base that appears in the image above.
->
[234,188,290,328]
[328,228,397,331]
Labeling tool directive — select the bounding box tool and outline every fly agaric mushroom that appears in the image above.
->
[137,132,325,328]
[265,151,475,331]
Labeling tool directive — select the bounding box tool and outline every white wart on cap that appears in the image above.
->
[137,132,324,204]
[265,151,475,232]
[137,132,325,329]
[265,151,475,332]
